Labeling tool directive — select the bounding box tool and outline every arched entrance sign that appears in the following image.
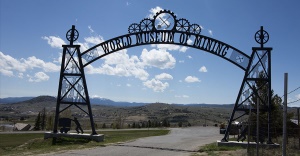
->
[53,10,273,144]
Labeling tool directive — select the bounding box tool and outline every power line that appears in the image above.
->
[281,86,300,98]
[288,98,300,104]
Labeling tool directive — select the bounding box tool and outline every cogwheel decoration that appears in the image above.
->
[128,23,140,33]
[189,24,201,34]
[255,27,269,45]
[140,18,153,32]
[153,10,176,31]
[128,9,205,34]
[176,18,190,32]
[66,27,79,42]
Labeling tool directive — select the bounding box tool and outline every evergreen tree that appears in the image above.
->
[46,114,53,130]
[34,112,41,130]
[148,120,151,128]
[41,107,46,130]
[249,72,294,141]
[178,121,183,127]
[102,123,106,128]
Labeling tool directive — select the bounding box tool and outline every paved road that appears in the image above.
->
[41,126,223,156]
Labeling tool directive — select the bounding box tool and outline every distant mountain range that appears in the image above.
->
[0,96,149,107]
[0,96,234,108]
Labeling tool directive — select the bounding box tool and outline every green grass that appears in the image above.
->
[0,129,169,156]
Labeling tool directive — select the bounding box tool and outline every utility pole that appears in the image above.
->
[256,93,260,156]
[283,73,288,156]
[297,108,299,149]
[247,104,251,153]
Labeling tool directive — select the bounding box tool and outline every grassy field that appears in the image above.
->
[191,137,300,156]
[0,129,169,156]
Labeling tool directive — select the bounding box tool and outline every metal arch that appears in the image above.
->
[80,31,250,71]
[54,9,274,145]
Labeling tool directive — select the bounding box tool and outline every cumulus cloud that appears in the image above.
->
[175,95,189,98]
[155,73,173,80]
[28,72,50,82]
[42,36,66,49]
[208,29,213,36]
[141,48,176,69]
[85,50,149,81]
[151,44,189,53]
[148,6,163,18]
[84,36,105,45]
[199,66,208,72]
[296,94,300,99]
[143,78,169,92]
[185,76,201,83]
[0,52,60,78]
[88,25,94,33]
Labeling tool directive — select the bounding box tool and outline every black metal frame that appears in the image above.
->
[53,11,273,143]
[53,26,97,135]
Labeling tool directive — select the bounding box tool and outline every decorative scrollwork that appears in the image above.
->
[176,18,190,32]
[189,24,201,34]
[140,18,153,32]
[128,23,140,33]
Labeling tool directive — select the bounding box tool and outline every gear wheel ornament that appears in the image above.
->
[176,18,190,32]
[140,18,153,32]
[128,23,140,33]
[255,26,269,47]
[66,26,79,43]
[189,24,201,34]
[153,10,176,31]
[127,9,206,35]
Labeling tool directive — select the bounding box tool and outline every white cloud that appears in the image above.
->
[0,52,60,77]
[85,50,149,81]
[175,95,189,98]
[185,76,201,83]
[143,78,169,92]
[21,56,60,72]
[199,66,208,72]
[42,36,66,49]
[28,72,49,82]
[0,69,14,77]
[179,46,189,52]
[84,36,104,45]
[148,6,163,19]
[179,60,184,63]
[154,44,180,51]
[126,83,131,87]
[187,55,192,59]
[88,25,94,33]
[155,73,173,80]
[208,29,213,36]
[18,73,24,78]
[141,48,176,69]
[296,94,300,99]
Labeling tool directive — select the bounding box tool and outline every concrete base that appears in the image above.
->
[44,132,104,142]
[217,140,280,148]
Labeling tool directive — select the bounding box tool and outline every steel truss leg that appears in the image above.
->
[222,47,272,144]
[53,45,97,135]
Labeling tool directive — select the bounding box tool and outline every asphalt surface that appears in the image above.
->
[40,126,223,156]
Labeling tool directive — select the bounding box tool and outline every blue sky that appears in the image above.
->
[1,0,299,106]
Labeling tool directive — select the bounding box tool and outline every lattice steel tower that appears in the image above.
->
[53,25,97,135]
